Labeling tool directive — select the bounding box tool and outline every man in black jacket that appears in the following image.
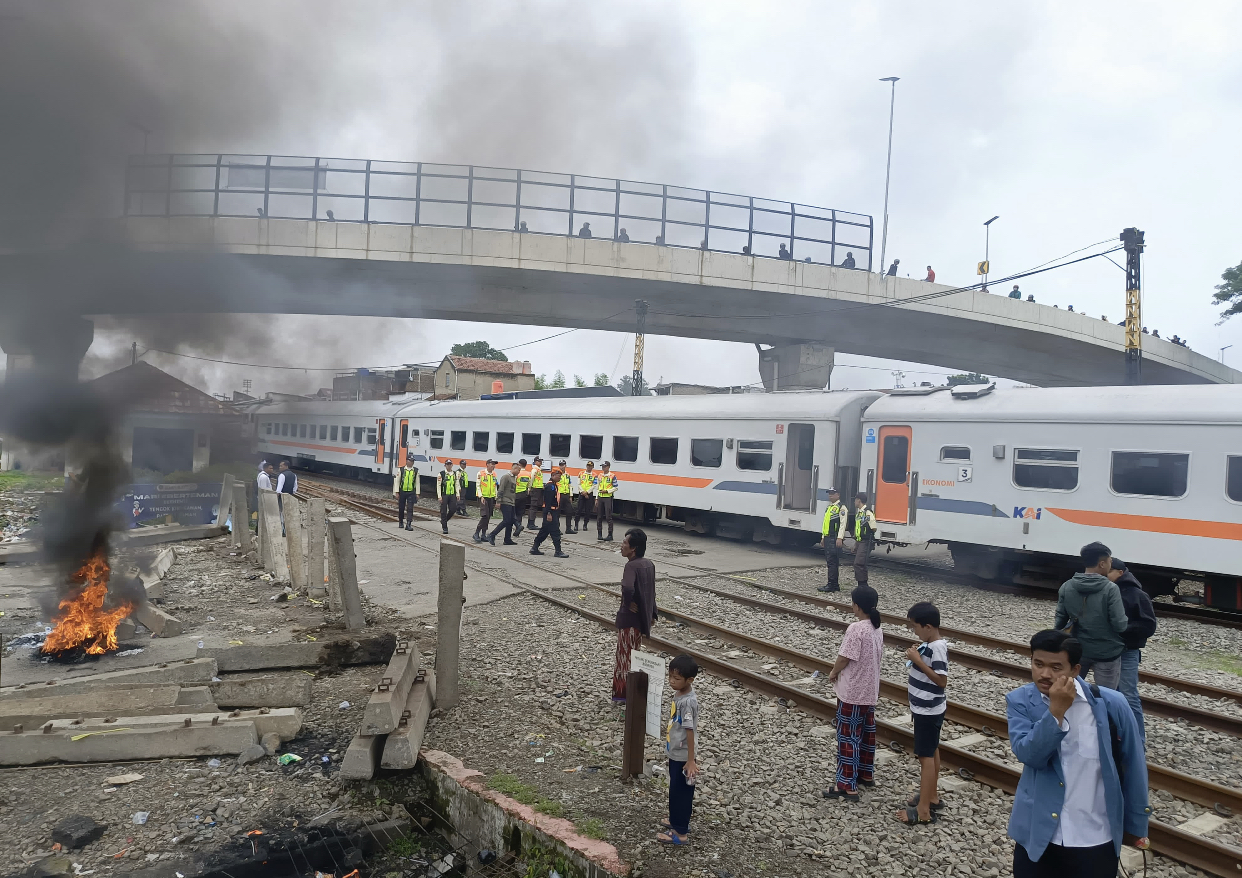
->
[1107,558,1157,742]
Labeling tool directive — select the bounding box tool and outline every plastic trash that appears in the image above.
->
[534,757,545,763]
[339,701,351,710]
[132,812,150,825]
[277,753,302,766]
[207,759,221,768]
[197,640,204,649]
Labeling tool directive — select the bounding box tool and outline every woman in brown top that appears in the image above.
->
[613,528,658,702]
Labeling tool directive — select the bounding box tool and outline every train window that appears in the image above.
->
[580,434,604,460]
[366,428,377,446]
[280,423,289,436]
[473,432,490,452]
[496,432,514,454]
[1014,448,1078,491]
[331,425,339,441]
[265,422,272,435]
[354,427,364,443]
[940,446,971,462]
[296,424,305,438]
[522,433,542,455]
[451,431,466,451]
[881,435,909,483]
[549,434,571,458]
[429,429,444,449]
[736,440,773,471]
[340,424,350,441]
[650,437,679,465]
[1228,457,1242,502]
[613,436,639,462]
[1111,452,1189,498]
[319,425,328,440]
[691,439,724,468]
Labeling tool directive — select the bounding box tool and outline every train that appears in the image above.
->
[247,384,1242,606]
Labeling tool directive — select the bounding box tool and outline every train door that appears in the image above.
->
[375,419,387,469]
[875,425,912,523]
[782,423,816,511]
[397,419,410,468]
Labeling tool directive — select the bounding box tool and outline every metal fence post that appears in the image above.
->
[466,165,474,229]
[703,192,711,250]
[830,209,837,267]
[613,179,621,240]
[788,202,795,259]
[414,162,422,226]
[568,174,576,237]
[514,169,522,231]
[212,155,222,217]
[262,155,271,218]
[747,196,754,254]
[363,159,371,223]
[311,157,320,221]
[660,184,667,244]
[164,153,174,217]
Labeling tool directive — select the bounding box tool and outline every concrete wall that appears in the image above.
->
[432,362,537,399]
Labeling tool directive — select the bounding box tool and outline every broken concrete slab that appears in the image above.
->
[327,517,366,630]
[214,474,235,527]
[209,675,312,708]
[0,684,213,727]
[50,814,106,849]
[305,498,326,600]
[34,707,303,742]
[197,634,397,672]
[0,658,218,699]
[176,686,215,706]
[340,731,386,781]
[119,524,228,548]
[3,719,258,766]
[362,642,419,736]
[114,616,138,640]
[232,480,251,552]
[237,743,267,765]
[380,669,436,770]
[284,498,306,590]
[258,491,288,579]
[133,601,184,637]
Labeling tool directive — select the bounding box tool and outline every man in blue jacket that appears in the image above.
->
[1007,629,1150,877]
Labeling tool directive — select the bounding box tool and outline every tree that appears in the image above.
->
[573,374,587,387]
[946,372,990,386]
[534,373,547,390]
[616,375,650,395]
[551,370,566,389]
[593,373,610,386]
[1213,260,1242,323]
[449,340,508,361]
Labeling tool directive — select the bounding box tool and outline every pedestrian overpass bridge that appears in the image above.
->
[1,153,1236,387]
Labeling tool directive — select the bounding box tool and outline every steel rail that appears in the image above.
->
[296,477,1242,878]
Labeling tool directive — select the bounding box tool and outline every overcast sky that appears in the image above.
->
[16,1,1240,395]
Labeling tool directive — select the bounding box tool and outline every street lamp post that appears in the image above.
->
[983,216,999,291]
[878,76,900,275]
[1222,345,1234,364]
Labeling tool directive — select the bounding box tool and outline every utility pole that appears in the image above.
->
[982,216,999,291]
[878,77,900,274]
[131,342,137,365]
[1121,228,1144,385]
[631,299,649,396]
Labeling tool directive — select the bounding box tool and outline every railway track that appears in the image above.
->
[295,476,1242,877]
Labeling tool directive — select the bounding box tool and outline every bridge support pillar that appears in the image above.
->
[756,343,834,392]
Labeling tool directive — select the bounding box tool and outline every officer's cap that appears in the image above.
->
[828,486,840,494]
[584,461,595,467]
[486,459,497,465]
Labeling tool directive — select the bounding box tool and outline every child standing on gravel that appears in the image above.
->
[898,601,949,825]
[657,654,700,846]
[824,584,883,802]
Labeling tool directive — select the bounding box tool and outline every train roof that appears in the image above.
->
[862,384,1242,424]
[248,399,412,416]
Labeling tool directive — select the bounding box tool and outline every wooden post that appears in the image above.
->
[284,498,306,589]
[436,539,465,709]
[214,473,235,526]
[621,671,649,780]
[231,481,250,551]
[258,491,288,580]
[326,517,366,630]
[305,498,326,599]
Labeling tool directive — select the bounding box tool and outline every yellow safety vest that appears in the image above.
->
[820,502,844,538]
[478,470,497,498]
[531,467,544,490]
[441,471,456,496]
[854,507,876,541]
[578,471,595,494]
[400,467,418,493]
[516,471,530,493]
[597,473,617,498]
[557,473,571,495]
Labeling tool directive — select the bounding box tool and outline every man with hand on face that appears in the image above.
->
[1005,628,1149,878]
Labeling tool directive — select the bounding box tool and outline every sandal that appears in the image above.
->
[822,788,860,803]
[897,805,937,826]
[658,819,691,834]
[905,793,945,811]
[657,830,690,846]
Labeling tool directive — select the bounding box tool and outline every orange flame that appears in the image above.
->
[42,551,133,656]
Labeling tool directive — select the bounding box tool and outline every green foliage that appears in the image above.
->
[386,835,423,857]
[576,817,606,839]
[615,374,649,395]
[592,372,610,387]
[0,471,62,492]
[535,799,566,817]
[517,841,572,878]
[573,374,587,387]
[1213,260,1242,323]
[551,370,566,389]
[450,340,509,361]
[488,772,566,818]
[533,374,548,390]
[945,372,990,386]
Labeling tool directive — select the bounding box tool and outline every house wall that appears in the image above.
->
[432,364,536,400]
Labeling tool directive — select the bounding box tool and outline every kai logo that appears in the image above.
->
[1013,507,1042,520]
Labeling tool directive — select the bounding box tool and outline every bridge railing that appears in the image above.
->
[124,154,873,269]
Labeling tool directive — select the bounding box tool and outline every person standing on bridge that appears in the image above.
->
[816,487,847,593]
[575,461,597,533]
[556,461,575,533]
[841,252,856,269]
[886,258,900,276]
[1010,285,1023,299]
[487,462,521,546]
[578,222,592,238]
[530,463,568,558]
[436,460,457,534]
[924,265,935,282]
[851,493,877,586]
[612,527,657,702]
[778,243,792,260]
[525,457,546,531]
[513,458,530,537]
[393,459,420,531]
[595,461,619,542]
[473,460,498,542]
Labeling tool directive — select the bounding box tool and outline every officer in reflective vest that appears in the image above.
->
[595,461,619,542]
[436,460,457,534]
[513,458,530,537]
[852,492,878,586]
[815,487,845,592]
[525,457,546,530]
[575,461,596,532]
[455,459,470,517]
[393,461,420,531]
[556,461,575,533]
[473,460,499,542]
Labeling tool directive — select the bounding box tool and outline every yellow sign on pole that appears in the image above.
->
[977,261,990,276]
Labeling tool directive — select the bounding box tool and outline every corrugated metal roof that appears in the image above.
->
[90,362,234,416]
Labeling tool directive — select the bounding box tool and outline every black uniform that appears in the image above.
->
[530,481,562,554]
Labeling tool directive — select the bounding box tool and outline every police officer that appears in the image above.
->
[455,459,470,517]
[556,460,575,533]
[530,463,569,558]
[595,461,618,542]
[852,492,877,585]
[436,460,457,534]
[513,458,530,537]
[575,461,596,532]
[815,487,846,592]
[393,459,420,531]
[525,457,545,531]
[473,460,498,542]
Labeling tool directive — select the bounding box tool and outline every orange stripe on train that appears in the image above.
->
[1046,508,1242,541]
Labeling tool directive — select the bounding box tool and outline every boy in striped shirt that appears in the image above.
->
[899,601,949,825]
